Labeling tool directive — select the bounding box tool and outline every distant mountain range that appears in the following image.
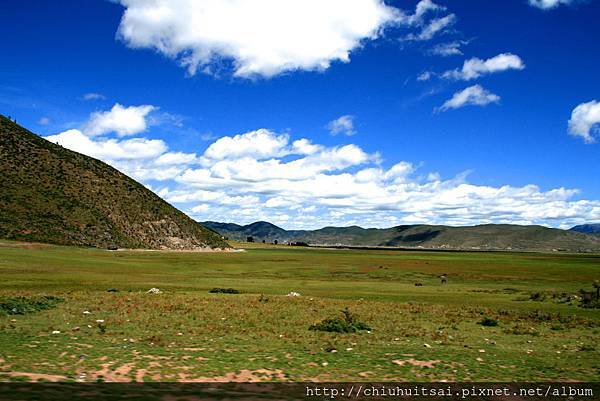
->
[0,115,228,250]
[570,224,600,235]
[202,221,600,252]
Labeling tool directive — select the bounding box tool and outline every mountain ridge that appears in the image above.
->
[0,115,229,250]
[570,224,600,235]
[201,220,600,252]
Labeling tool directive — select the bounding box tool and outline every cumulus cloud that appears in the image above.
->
[437,85,500,112]
[83,104,156,137]
[43,122,600,228]
[327,115,356,136]
[203,129,291,160]
[166,129,599,228]
[116,0,402,78]
[528,0,575,9]
[155,152,199,166]
[45,129,196,182]
[443,53,525,80]
[568,100,600,143]
[45,129,167,160]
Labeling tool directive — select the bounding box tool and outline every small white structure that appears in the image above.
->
[286,291,301,297]
[147,287,162,294]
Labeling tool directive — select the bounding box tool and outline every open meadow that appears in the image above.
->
[0,241,599,383]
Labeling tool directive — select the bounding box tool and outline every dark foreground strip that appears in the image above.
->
[0,382,597,401]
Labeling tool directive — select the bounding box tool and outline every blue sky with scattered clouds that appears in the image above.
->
[1,0,599,229]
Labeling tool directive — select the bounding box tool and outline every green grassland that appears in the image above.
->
[0,241,599,382]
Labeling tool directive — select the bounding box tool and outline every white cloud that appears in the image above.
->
[568,100,600,143]
[404,14,456,41]
[83,93,106,101]
[38,117,50,126]
[83,104,156,137]
[45,129,167,160]
[168,129,600,228]
[155,152,198,165]
[437,85,500,112]
[417,71,433,81]
[398,0,456,42]
[116,0,402,78]
[42,121,600,228]
[291,138,322,155]
[327,115,356,136]
[404,0,445,25]
[203,129,290,160]
[528,0,575,9]
[429,41,465,57]
[191,204,210,214]
[44,129,197,182]
[443,53,525,80]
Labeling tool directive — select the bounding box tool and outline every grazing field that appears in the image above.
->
[0,241,599,383]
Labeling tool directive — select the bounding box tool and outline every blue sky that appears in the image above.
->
[1,0,599,229]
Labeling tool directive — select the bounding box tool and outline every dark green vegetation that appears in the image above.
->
[0,115,228,250]
[0,296,63,315]
[309,308,371,333]
[202,221,600,252]
[478,317,499,327]
[571,223,600,235]
[209,288,241,294]
[0,241,598,382]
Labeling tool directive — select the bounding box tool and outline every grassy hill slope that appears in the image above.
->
[0,115,228,249]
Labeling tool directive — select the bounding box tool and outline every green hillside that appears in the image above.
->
[0,115,228,250]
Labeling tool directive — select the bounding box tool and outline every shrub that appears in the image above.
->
[0,296,63,315]
[529,292,547,302]
[478,317,499,327]
[209,288,240,294]
[579,289,600,309]
[309,308,371,333]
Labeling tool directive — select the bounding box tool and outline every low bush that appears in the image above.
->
[529,292,547,301]
[309,308,371,333]
[0,296,63,315]
[478,317,499,327]
[579,289,600,309]
[209,288,240,294]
